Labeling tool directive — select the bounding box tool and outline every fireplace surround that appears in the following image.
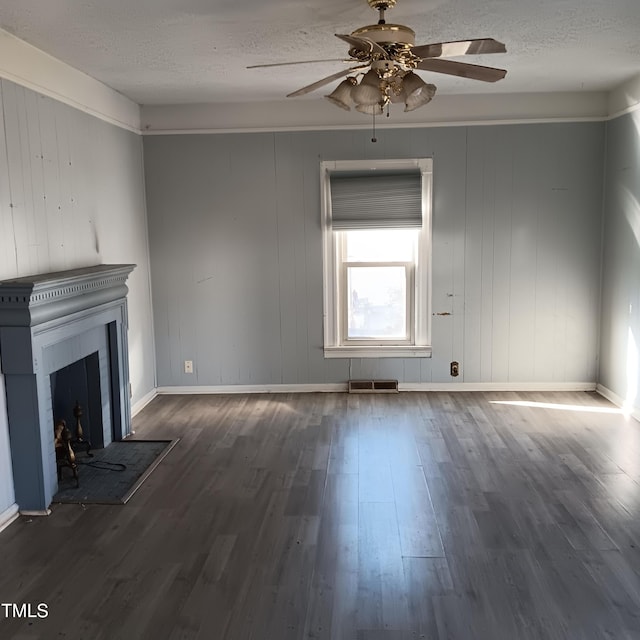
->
[0,264,135,512]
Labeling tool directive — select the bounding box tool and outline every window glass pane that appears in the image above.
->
[347,266,407,339]
[345,229,416,262]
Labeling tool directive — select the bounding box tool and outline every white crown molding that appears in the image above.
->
[141,91,609,134]
[0,28,140,133]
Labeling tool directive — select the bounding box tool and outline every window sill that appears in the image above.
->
[324,345,432,359]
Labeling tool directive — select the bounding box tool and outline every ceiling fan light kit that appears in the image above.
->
[402,73,437,112]
[351,69,384,106]
[325,77,358,110]
[250,0,507,117]
[355,103,385,116]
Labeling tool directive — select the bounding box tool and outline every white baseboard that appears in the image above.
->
[596,384,640,422]
[400,382,596,392]
[19,509,51,517]
[157,383,349,395]
[132,388,158,416]
[0,503,19,534]
[156,381,596,395]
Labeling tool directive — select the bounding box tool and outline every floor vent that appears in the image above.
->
[348,379,399,394]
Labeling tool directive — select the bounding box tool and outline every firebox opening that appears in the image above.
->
[50,351,106,451]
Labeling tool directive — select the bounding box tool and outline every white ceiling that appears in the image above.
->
[0,0,639,107]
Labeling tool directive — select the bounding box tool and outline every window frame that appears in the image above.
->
[341,250,415,346]
[321,158,433,359]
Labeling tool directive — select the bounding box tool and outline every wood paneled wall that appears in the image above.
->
[144,122,604,388]
[0,79,155,516]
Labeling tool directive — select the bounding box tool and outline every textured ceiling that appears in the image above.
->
[0,0,639,106]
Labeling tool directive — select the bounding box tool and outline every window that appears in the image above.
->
[321,158,432,358]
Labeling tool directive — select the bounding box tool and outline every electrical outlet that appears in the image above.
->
[184,360,194,374]
[450,361,459,377]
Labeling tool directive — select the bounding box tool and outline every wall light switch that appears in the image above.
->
[184,360,194,374]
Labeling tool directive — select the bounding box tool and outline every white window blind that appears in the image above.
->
[329,171,423,230]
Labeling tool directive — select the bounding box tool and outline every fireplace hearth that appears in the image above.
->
[0,264,135,512]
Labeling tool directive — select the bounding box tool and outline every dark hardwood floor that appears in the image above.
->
[2,391,640,639]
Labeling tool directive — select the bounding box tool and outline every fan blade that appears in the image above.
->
[416,59,506,82]
[247,59,349,69]
[412,38,506,59]
[286,64,370,97]
[335,33,388,58]
[411,38,507,58]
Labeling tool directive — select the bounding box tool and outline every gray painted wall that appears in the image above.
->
[144,122,604,388]
[0,79,156,516]
[600,110,640,410]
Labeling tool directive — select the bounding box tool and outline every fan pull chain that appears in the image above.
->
[371,112,377,143]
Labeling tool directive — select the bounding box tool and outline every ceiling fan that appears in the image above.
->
[248,0,507,114]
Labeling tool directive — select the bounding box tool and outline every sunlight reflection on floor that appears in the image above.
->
[488,399,623,414]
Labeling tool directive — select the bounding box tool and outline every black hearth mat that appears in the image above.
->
[53,439,179,504]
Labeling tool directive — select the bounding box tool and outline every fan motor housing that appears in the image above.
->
[351,23,415,46]
[367,0,398,9]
